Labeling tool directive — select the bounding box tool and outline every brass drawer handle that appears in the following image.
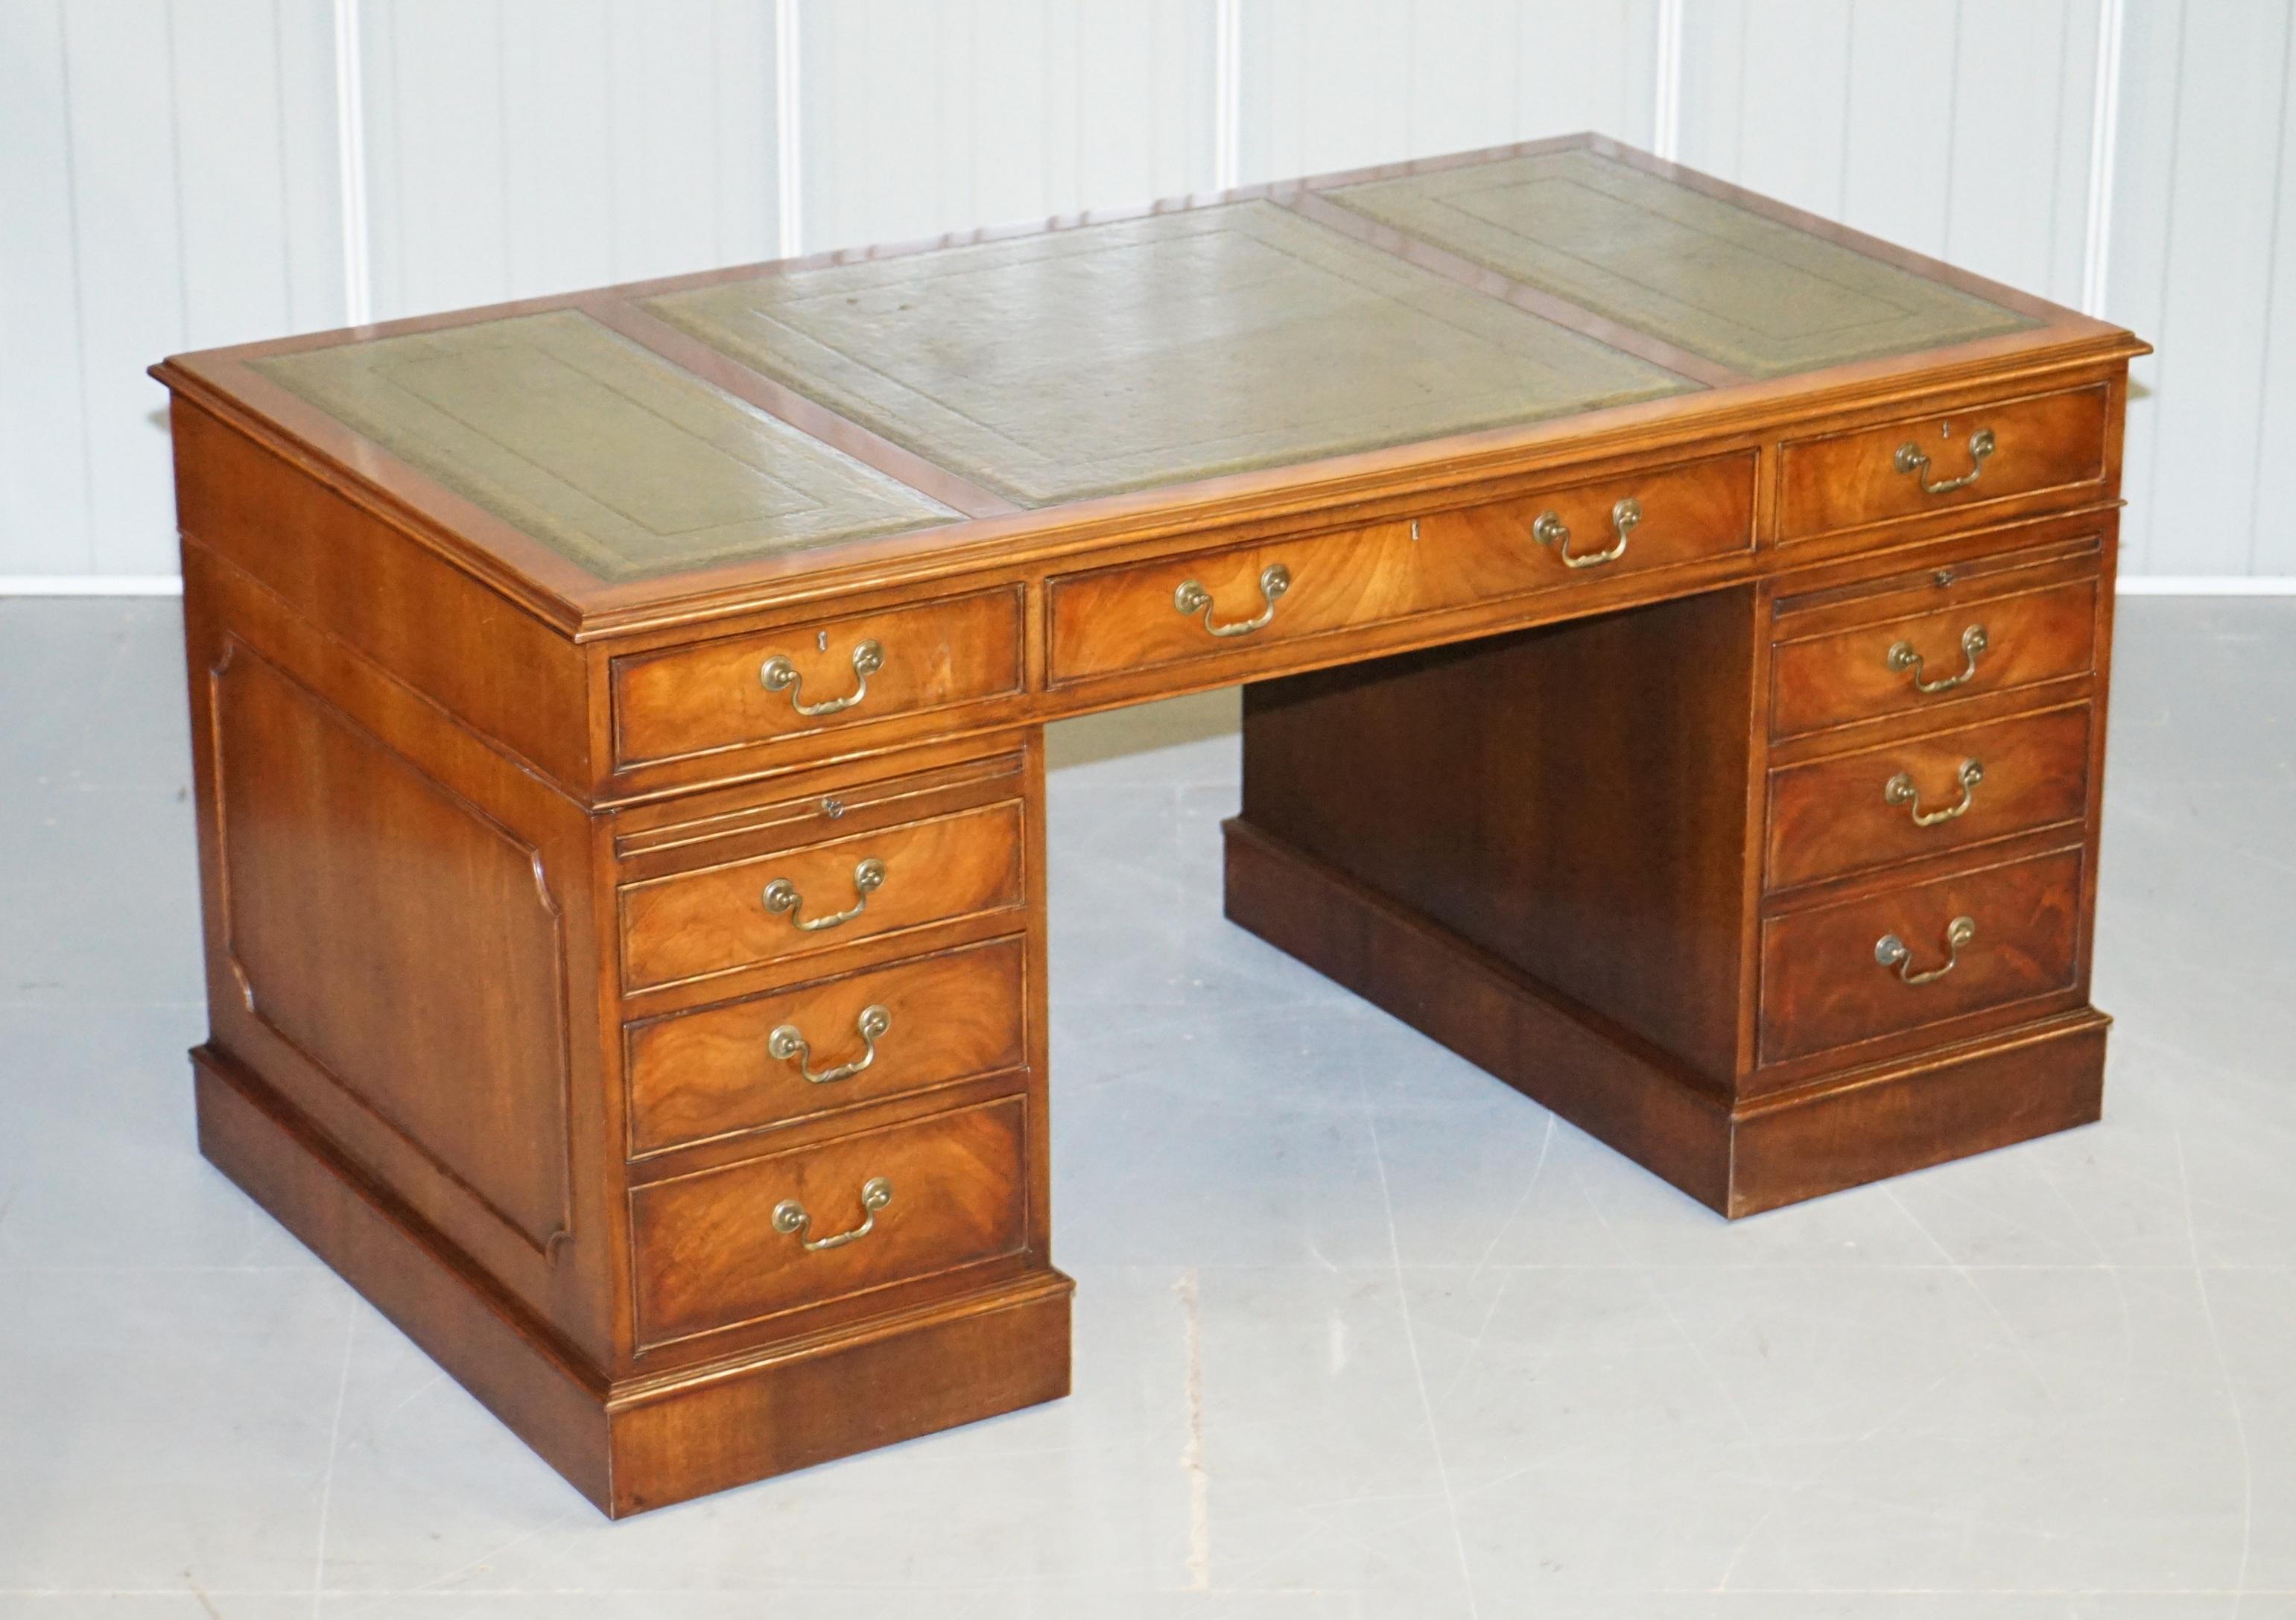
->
[1175,563,1290,637]
[1533,495,1640,569]
[768,1004,891,1085]
[1875,915,1976,986]
[1887,623,1988,694]
[1895,427,1994,495]
[760,638,884,717]
[773,1175,892,1252]
[1883,758,1985,827]
[762,857,886,932]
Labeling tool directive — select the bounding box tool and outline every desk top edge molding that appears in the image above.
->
[152,133,2145,644]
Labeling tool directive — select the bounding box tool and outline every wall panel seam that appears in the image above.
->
[332,0,371,325]
[2081,0,2125,315]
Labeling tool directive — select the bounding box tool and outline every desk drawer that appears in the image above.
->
[1771,574,2099,739]
[1046,452,1754,684]
[610,588,1024,768]
[1778,383,2110,541]
[619,799,1027,993]
[1766,704,2093,892]
[1760,847,2082,1065]
[625,937,1028,1157]
[630,1095,1028,1350]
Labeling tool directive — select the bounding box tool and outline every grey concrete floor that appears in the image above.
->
[1,596,2293,1619]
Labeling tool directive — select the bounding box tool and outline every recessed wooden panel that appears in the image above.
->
[630,1096,1029,1350]
[619,800,1028,994]
[1778,383,2111,540]
[1766,704,2093,892]
[1048,451,1755,684]
[1327,148,2034,378]
[610,588,1024,768]
[211,643,571,1251]
[643,201,1693,507]
[1771,576,2099,739]
[251,310,957,581]
[625,936,1029,1157]
[1759,847,2083,1065]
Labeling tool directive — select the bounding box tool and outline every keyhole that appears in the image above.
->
[816,630,829,652]
[1409,520,1421,544]
[1940,421,1952,439]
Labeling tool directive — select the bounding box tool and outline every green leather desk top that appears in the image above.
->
[237,140,2058,589]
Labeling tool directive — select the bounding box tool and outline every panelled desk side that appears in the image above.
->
[154,135,2146,1516]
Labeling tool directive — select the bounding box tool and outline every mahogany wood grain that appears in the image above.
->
[1778,381,2110,541]
[1771,574,2100,739]
[1239,589,1758,1081]
[1765,702,2093,893]
[1728,1013,2107,1215]
[624,936,1028,1158]
[1225,816,2108,1219]
[1758,845,2084,1065]
[153,135,2140,1516]
[611,587,1025,769]
[618,800,1027,994]
[629,1096,1030,1350]
[1047,451,1754,685]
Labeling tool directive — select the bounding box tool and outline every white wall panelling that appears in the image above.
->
[1238,0,1658,182]
[4,0,2293,585]
[358,0,778,320]
[797,0,1217,253]
[2109,0,2296,578]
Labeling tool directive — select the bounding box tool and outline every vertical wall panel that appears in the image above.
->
[0,0,95,574]
[799,0,1216,253]
[2105,0,2182,573]
[1240,0,1657,185]
[1944,0,2097,305]
[363,0,778,319]
[1839,1,1958,258]
[1678,0,1853,218]
[60,0,186,575]
[2117,0,2289,576]
[2253,13,2296,574]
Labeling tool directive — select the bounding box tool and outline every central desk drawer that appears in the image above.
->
[1045,452,1754,684]
[619,800,1027,993]
[1759,846,2083,1065]
[630,1095,1029,1350]
[1766,704,2093,892]
[625,937,1029,1157]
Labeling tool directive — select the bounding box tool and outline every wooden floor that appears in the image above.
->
[4,594,2293,1611]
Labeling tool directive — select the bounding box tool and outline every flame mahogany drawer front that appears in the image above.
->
[1766,703,2093,893]
[1771,571,2099,740]
[1044,451,1755,684]
[629,1095,1030,1351]
[624,936,1030,1158]
[609,588,1026,769]
[1759,846,2084,1065]
[618,799,1027,994]
[1777,382,2111,541]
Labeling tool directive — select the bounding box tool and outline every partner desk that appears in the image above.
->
[154,136,2144,1516]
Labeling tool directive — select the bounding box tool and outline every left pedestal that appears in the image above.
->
[179,496,1068,1516]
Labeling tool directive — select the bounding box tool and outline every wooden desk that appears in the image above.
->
[153,135,2145,1516]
